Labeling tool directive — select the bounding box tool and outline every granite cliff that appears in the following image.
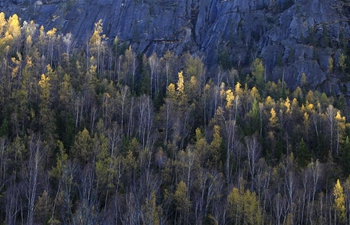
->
[1,0,350,95]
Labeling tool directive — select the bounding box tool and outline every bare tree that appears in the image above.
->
[0,137,8,192]
[326,105,336,154]
[26,134,43,225]
[274,193,287,225]
[245,134,261,191]
[62,32,73,60]
[225,119,236,183]
[120,85,129,135]
[137,95,154,149]
[149,53,160,98]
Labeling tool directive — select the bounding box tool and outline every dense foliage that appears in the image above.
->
[1,13,350,225]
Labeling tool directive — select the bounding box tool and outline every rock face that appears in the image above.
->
[2,0,350,94]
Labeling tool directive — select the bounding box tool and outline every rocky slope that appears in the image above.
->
[2,0,350,94]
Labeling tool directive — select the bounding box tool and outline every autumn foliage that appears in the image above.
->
[1,13,350,224]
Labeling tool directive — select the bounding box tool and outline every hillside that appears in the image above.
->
[2,0,350,93]
[2,1,350,224]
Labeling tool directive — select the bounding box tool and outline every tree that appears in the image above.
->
[122,46,136,91]
[34,190,52,224]
[251,58,265,91]
[339,53,346,73]
[141,191,161,225]
[245,134,261,191]
[71,128,92,163]
[177,71,185,102]
[26,134,43,225]
[307,159,322,202]
[49,141,76,224]
[269,107,279,129]
[326,105,336,155]
[194,128,208,165]
[174,180,191,224]
[344,177,350,225]
[297,138,310,168]
[341,137,350,176]
[62,32,73,60]
[0,12,6,36]
[57,73,74,147]
[208,125,223,168]
[246,98,260,135]
[148,52,160,98]
[227,182,262,225]
[159,97,174,146]
[46,27,57,66]
[333,179,346,224]
[4,13,21,51]
[38,72,56,149]
[224,119,236,183]
[89,19,106,74]
[162,50,177,88]
[23,20,38,57]
[267,107,280,158]
[328,57,334,74]
[225,89,235,110]
[335,110,346,156]
[301,73,308,88]
[184,54,205,97]
[227,186,244,224]
[136,95,153,149]
[7,14,21,39]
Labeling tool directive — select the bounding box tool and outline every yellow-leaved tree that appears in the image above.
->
[174,180,191,224]
[38,73,56,148]
[227,182,262,225]
[334,179,346,224]
[89,19,106,73]
[177,71,185,101]
[141,191,161,225]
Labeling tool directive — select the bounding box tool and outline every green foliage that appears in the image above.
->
[301,73,307,88]
[34,190,52,224]
[328,57,334,74]
[322,23,330,47]
[208,125,223,167]
[174,180,190,213]
[297,138,310,167]
[339,53,347,73]
[251,58,265,91]
[142,191,161,225]
[341,137,350,176]
[0,119,8,137]
[218,48,232,70]
[50,141,68,180]
[227,184,262,225]
[246,98,261,135]
[71,128,92,163]
[333,179,346,224]
[0,12,349,225]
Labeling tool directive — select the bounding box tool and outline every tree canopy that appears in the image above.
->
[0,13,350,225]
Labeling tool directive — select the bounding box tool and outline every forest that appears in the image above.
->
[1,12,350,225]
